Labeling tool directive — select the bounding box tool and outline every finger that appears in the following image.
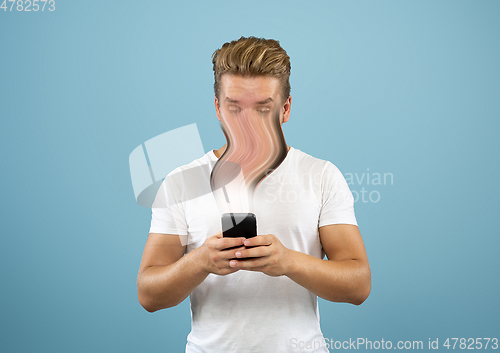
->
[230,256,270,268]
[234,246,270,259]
[243,234,272,247]
[216,237,245,250]
[220,246,246,259]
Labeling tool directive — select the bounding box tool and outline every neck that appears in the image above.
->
[213,144,290,159]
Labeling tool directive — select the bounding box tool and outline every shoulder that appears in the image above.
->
[168,150,216,177]
[289,147,344,180]
[160,150,216,195]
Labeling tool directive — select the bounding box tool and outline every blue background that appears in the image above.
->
[1,0,499,351]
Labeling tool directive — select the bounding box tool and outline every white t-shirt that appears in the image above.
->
[149,147,357,353]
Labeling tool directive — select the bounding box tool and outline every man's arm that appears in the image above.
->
[229,224,371,305]
[287,224,371,304]
[137,233,246,312]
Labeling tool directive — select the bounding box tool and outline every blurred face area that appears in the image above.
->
[216,74,291,126]
[211,74,291,211]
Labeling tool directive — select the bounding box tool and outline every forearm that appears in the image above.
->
[286,250,371,305]
[137,247,208,312]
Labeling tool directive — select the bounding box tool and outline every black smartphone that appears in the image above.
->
[222,213,257,239]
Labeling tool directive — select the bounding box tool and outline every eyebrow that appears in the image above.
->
[225,97,274,104]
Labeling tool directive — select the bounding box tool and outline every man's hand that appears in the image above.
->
[197,233,246,276]
[228,234,292,277]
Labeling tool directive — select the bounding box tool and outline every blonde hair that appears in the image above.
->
[212,36,291,104]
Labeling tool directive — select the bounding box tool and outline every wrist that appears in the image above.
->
[284,249,299,277]
[188,246,211,276]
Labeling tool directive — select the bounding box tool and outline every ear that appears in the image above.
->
[282,95,292,124]
[214,95,221,122]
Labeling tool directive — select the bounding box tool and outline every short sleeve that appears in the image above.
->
[149,174,188,236]
[318,162,358,227]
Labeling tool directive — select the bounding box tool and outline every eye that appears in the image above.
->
[258,109,270,114]
[228,106,241,113]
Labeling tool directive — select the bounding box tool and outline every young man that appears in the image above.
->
[137,36,371,353]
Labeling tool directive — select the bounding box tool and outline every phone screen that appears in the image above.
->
[221,213,257,239]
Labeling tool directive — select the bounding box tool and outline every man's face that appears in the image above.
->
[215,74,291,125]
[211,74,291,201]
